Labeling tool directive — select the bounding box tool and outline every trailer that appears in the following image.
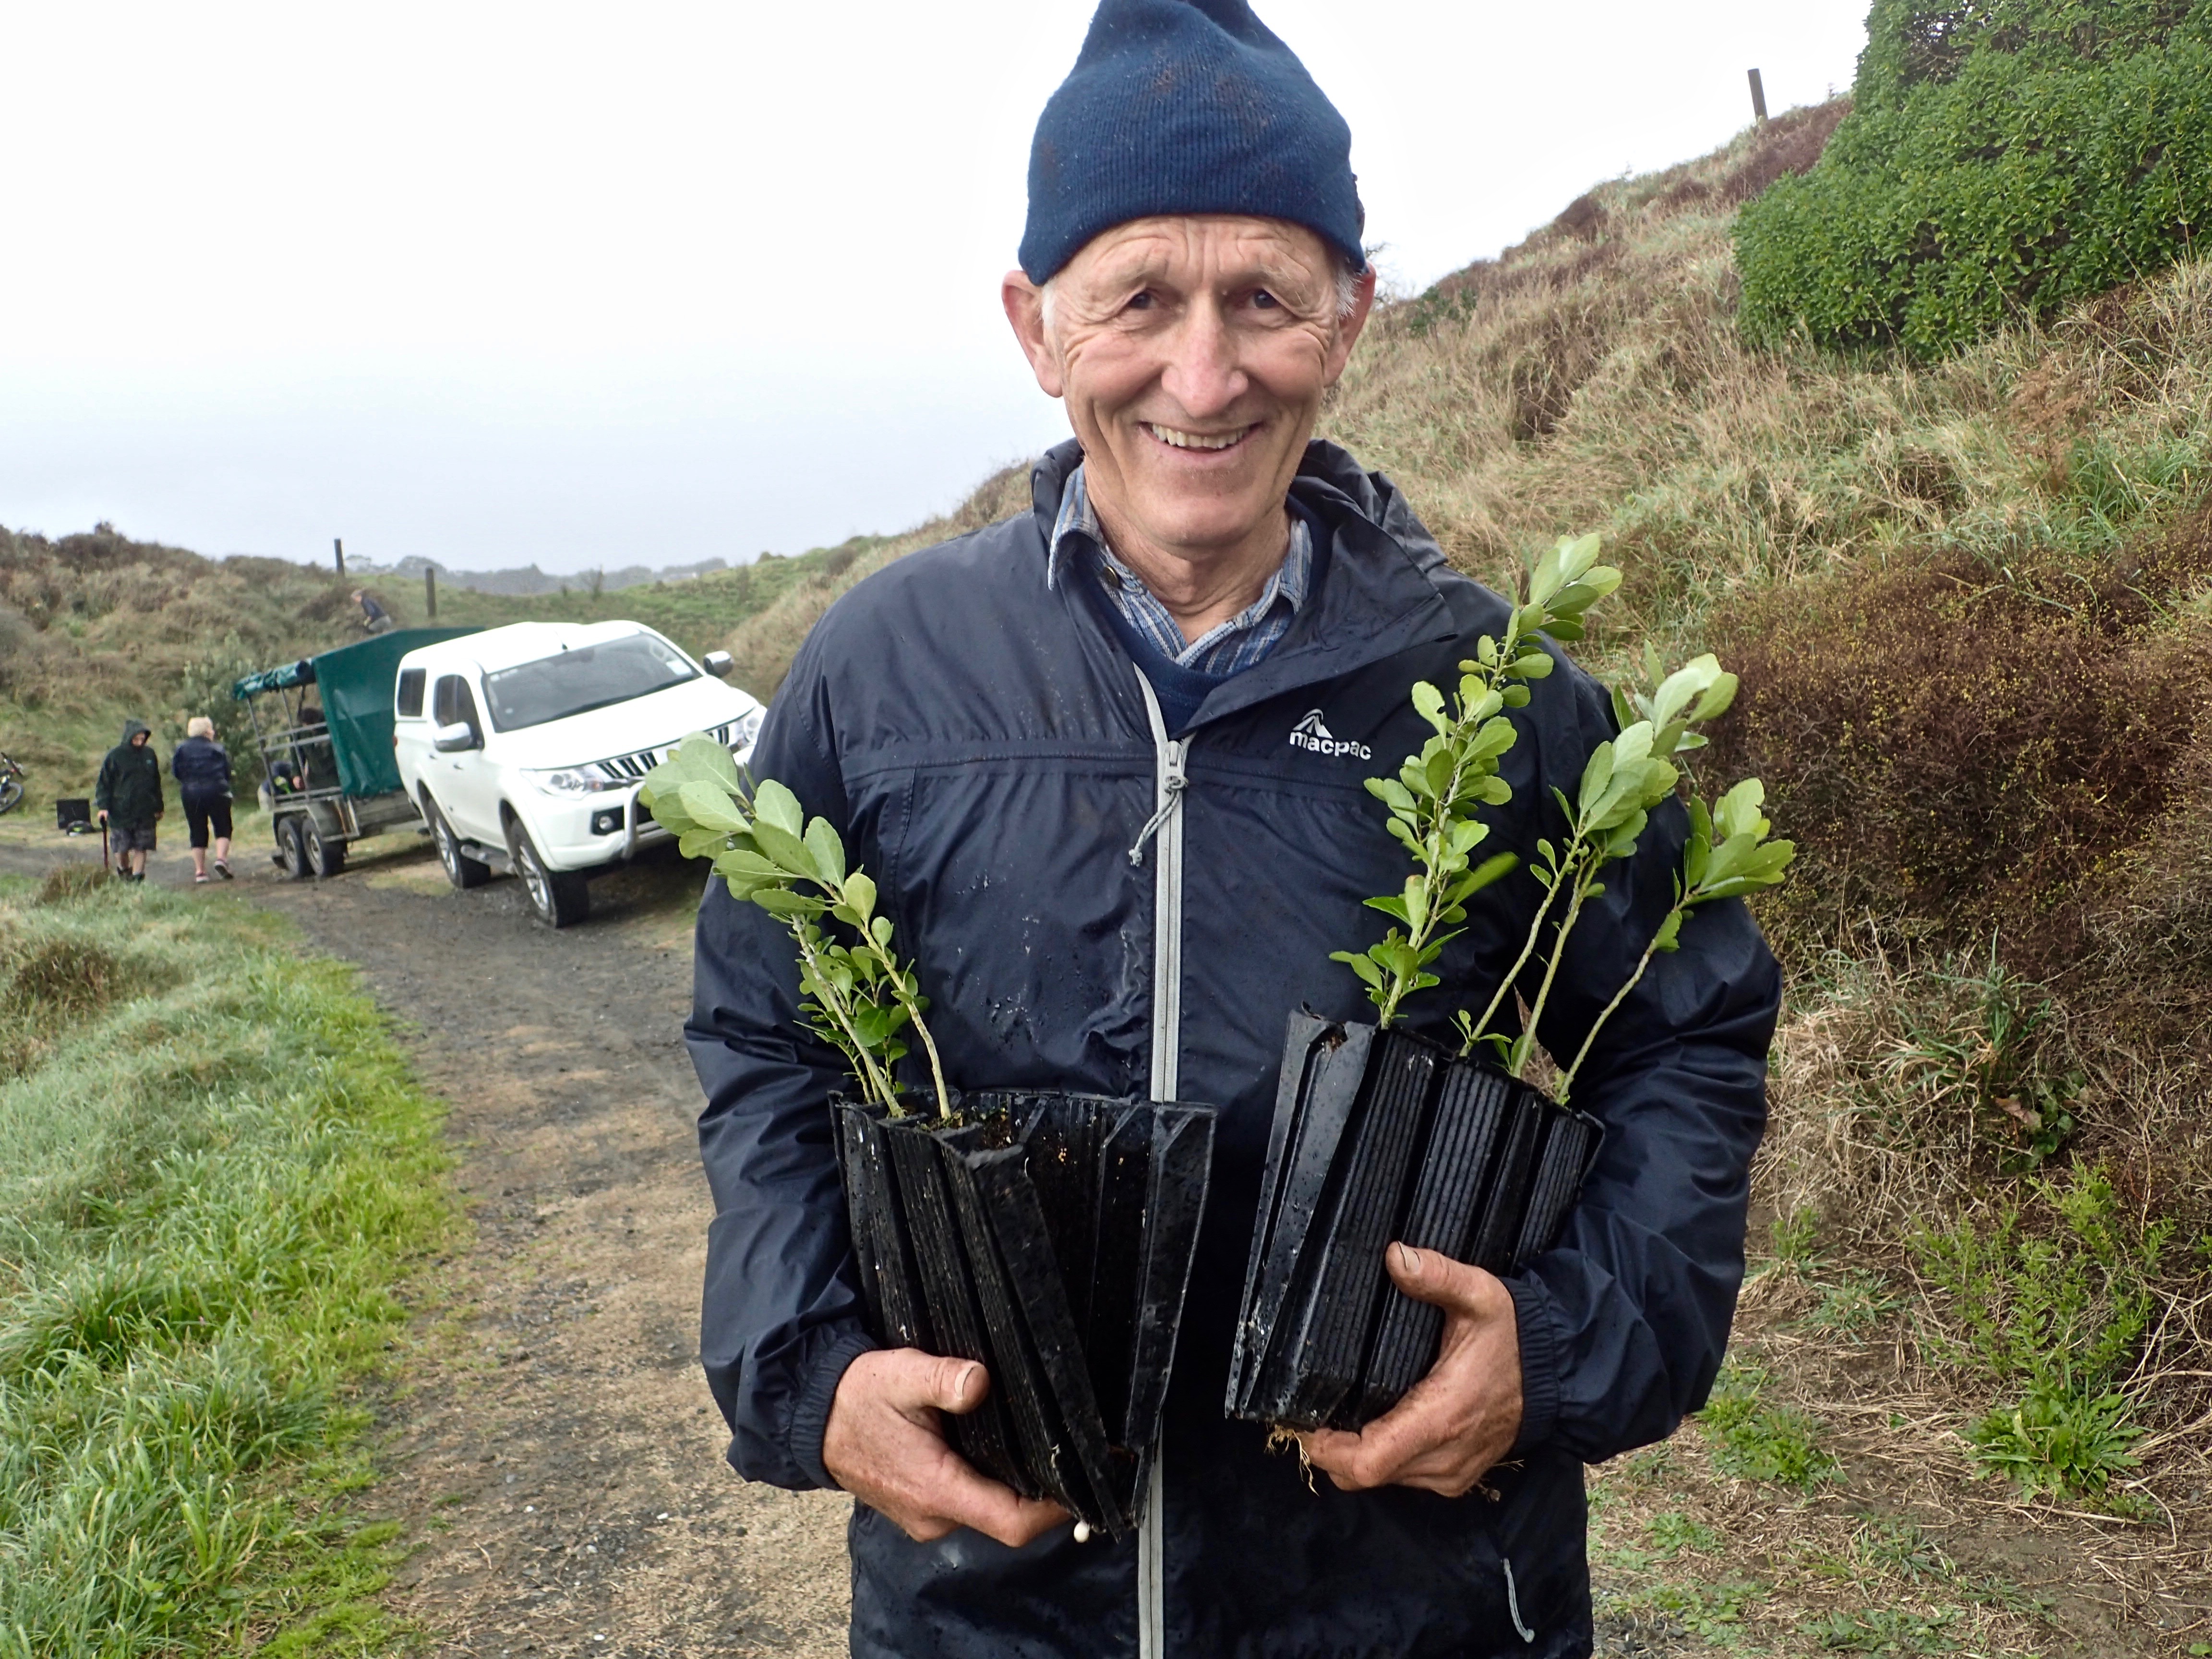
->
[232,627,481,878]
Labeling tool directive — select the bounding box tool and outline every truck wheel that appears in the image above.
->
[508,822,589,928]
[303,820,347,878]
[428,800,490,889]
[276,816,311,880]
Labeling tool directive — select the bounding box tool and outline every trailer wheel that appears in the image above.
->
[303,819,347,878]
[508,822,589,929]
[428,800,490,889]
[276,816,311,880]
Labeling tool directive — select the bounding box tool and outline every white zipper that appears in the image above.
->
[1133,672,1185,1659]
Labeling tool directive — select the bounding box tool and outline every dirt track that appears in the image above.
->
[2,827,852,1657]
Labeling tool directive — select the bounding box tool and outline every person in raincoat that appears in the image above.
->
[685,3,1781,1654]
[94,719,164,882]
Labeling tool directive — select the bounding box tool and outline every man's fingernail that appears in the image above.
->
[1395,1243,1420,1274]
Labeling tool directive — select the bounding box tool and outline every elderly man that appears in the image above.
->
[686,2,1780,1654]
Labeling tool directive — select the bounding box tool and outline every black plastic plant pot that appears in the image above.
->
[831,1092,1215,1539]
[1225,1013,1601,1433]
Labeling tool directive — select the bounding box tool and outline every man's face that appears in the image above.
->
[129,731,147,747]
[1005,216,1373,563]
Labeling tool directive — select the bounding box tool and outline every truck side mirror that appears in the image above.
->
[702,650,734,679]
[433,721,479,753]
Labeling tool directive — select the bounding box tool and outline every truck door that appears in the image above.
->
[431,673,501,843]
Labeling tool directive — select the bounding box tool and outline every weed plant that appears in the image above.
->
[1696,1360,1836,1492]
[0,879,448,1655]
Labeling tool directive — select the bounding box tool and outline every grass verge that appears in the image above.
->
[0,872,451,1656]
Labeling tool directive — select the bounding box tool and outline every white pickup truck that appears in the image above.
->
[393,620,762,927]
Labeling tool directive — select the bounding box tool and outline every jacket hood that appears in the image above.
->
[120,719,151,745]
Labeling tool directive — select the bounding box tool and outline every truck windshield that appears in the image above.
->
[481,635,697,732]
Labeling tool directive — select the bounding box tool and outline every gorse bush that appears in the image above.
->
[1704,547,2212,974]
[1737,0,2212,358]
[0,880,449,1657]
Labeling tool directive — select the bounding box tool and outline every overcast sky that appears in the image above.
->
[1,1,1870,576]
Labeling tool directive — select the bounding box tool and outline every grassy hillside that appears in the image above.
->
[0,525,872,810]
[728,103,2212,1650]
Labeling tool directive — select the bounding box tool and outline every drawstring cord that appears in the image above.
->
[1127,773,1185,866]
[1503,1558,1536,1644]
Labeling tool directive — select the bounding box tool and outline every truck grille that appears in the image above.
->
[589,723,738,785]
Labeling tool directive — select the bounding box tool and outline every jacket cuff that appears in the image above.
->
[1504,1273,1561,1459]
[789,1327,880,1490]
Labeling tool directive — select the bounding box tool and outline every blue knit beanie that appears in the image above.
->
[1020,0,1364,284]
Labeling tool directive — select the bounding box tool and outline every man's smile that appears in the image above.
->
[1141,421,1257,452]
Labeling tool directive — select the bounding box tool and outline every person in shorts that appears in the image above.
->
[94,718,164,882]
[171,715,235,882]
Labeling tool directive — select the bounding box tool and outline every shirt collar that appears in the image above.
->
[1046,462,1312,614]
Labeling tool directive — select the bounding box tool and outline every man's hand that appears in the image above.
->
[823,1348,1070,1548]
[1299,1244,1523,1497]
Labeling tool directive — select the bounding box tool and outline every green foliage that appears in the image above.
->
[1804,1605,1961,1653]
[1911,1165,2167,1498]
[640,735,949,1117]
[0,879,450,1655]
[1738,1,2212,357]
[1967,1379,2142,1497]
[1697,1360,1838,1491]
[1329,535,1791,1096]
[169,631,267,779]
[1331,531,1618,1026]
[1911,1166,2167,1393]
[1769,1205,1822,1271]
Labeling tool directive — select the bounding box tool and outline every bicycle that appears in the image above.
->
[0,751,24,815]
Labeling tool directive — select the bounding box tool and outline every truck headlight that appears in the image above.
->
[733,707,765,750]
[529,768,620,796]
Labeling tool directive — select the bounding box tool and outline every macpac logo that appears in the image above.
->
[1288,709,1371,760]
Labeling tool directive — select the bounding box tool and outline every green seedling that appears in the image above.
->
[1333,533,1792,1098]
[639,734,950,1119]
[1461,651,1749,1093]
[1551,776,1795,1100]
[1331,532,1618,1026]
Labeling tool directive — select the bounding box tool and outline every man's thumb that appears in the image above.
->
[1385,1242,1489,1314]
[923,1356,989,1415]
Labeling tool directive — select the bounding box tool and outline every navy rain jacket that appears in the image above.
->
[170,735,233,798]
[686,439,1780,1659]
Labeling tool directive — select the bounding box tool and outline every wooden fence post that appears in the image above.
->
[425,566,438,619]
[334,537,346,577]
[1748,67,1768,124]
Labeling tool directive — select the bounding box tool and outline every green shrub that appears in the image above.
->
[1737,0,2212,358]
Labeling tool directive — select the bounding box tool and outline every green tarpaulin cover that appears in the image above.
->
[234,628,479,799]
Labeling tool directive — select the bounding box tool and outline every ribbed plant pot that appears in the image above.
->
[1226,1012,1601,1432]
[833,1091,1215,1539]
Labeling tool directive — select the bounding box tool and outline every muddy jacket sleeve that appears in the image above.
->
[685,642,877,1491]
[1500,661,1782,1465]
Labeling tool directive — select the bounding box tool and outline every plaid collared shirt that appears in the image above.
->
[1046,463,1311,677]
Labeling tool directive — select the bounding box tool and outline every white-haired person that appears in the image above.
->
[171,716,235,882]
